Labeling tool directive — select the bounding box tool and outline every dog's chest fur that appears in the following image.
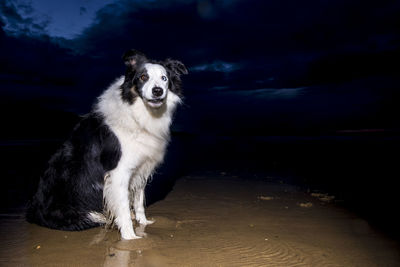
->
[95,77,180,183]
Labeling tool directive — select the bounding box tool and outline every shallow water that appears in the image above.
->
[1,175,399,266]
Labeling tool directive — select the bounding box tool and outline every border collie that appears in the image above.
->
[26,49,188,240]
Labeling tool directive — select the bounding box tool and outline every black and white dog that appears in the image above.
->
[26,49,187,240]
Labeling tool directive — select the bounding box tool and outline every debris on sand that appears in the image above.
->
[311,193,335,202]
[298,202,313,208]
[258,196,274,201]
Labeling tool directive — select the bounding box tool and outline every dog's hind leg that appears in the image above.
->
[133,187,154,225]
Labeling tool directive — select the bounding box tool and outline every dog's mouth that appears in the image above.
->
[145,98,165,108]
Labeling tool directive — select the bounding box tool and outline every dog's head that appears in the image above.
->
[120,49,188,108]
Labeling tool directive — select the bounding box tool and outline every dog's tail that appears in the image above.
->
[87,211,108,224]
[26,200,104,231]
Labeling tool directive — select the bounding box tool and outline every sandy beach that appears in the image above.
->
[0,174,399,266]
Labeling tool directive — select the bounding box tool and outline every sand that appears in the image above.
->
[0,174,399,266]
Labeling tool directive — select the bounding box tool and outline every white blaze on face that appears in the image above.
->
[142,63,169,108]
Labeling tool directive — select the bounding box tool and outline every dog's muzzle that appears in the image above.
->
[152,87,163,97]
[145,87,165,108]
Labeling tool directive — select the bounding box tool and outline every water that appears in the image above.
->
[1,176,399,266]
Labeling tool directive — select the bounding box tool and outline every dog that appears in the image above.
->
[26,49,187,240]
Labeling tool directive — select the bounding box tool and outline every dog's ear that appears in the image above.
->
[163,58,188,76]
[122,49,147,68]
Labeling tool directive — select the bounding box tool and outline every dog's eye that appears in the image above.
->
[161,76,168,81]
[140,75,148,81]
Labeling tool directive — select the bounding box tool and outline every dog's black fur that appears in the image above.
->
[26,113,121,230]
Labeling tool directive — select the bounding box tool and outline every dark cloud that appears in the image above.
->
[191,61,240,73]
[1,0,399,134]
[0,21,121,114]
[67,0,400,90]
[80,6,87,16]
[0,0,50,36]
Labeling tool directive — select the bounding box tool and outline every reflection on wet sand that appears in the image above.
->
[0,175,399,266]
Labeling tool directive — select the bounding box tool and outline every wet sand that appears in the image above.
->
[1,174,399,266]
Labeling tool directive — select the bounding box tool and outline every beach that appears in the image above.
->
[1,174,399,266]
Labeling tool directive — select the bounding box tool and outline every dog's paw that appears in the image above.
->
[136,214,155,225]
[121,233,142,240]
[135,224,148,237]
[139,218,155,225]
[120,228,142,240]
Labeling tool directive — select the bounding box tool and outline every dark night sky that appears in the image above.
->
[1,0,400,136]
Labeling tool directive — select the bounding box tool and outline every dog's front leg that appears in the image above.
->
[133,187,154,225]
[104,167,140,240]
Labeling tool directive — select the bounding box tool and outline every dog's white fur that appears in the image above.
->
[92,72,181,240]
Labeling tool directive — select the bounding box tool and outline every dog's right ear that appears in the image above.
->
[122,49,147,68]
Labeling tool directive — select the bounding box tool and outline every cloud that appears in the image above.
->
[205,87,306,100]
[191,61,240,73]
[65,0,399,90]
[80,7,87,16]
[242,87,306,99]
[197,0,217,20]
[1,0,399,105]
[0,0,50,36]
[0,0,399,135]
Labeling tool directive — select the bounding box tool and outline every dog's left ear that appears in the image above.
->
[122,49,147,68]
[163,58,188,76]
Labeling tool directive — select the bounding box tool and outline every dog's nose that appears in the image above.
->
[152,87,163,97]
